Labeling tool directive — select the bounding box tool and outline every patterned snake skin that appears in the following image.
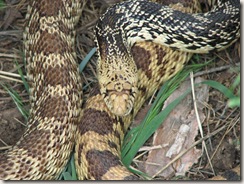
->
[0,0,83,179]
[0,0,240,180]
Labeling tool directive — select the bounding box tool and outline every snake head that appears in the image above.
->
[98,56,138,116]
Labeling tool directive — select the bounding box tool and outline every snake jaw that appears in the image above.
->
[102,81,137,116]
[107,90,133,116]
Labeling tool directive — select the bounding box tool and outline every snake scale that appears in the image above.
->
[0,0,240,180]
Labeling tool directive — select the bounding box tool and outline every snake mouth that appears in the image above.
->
[106,90,133,116]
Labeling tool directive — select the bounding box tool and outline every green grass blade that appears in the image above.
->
[201,80,235,99]
[127,166,151,180]
[231,73,240,90]
[15,60,29,93]
[62,172,73,180]
[0,83,29,120]
[70,154,77,180]
[0,0,5,9]
[228,96,240,108]
[59,153,77,180]
[79,47,96,73]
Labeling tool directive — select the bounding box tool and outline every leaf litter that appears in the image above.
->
[144,77,209,179]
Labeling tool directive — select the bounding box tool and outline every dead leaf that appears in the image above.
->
[144,77,209,179]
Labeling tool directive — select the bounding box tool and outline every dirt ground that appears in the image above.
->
[0,0,240,180]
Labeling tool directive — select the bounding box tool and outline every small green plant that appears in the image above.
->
[0,62,29,120]
[59,153,77,180]
[228,73,240,108]
[201,70,240,108]
[1,83,29,120]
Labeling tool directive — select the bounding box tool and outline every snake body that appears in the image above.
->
[0,0,240,180]
[0,0,83,179]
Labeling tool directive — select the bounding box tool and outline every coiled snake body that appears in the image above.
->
[0,0,240,180]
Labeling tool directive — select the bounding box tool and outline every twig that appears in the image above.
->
[138,145,162,152]
[0,146,11,151]
[190,72,215,175]
[0,138,9,147]
[193,62,240,78]
[14,117,27,127]
[0,74,23,83]
[0,53,21,59]
[0,70,26,79]
[0,30,22,36]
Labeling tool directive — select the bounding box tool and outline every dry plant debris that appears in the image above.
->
[145,77,209,178]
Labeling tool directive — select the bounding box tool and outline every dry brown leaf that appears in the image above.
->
[144,77,209,179]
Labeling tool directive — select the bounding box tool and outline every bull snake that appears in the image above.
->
[0,0,240,180]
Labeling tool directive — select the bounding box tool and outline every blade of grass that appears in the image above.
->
[127,166,151,180]
[0,0,5,9]
[70,153,77,180]
[79,47,96,73]
[228,96,240,108]
[15,60,29,93]
[201,80,235,99]
[123,64,204,148]
[62,172,73,180]
[59,153,77,180]
[230,73,240,91]
[0,83,29,120]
